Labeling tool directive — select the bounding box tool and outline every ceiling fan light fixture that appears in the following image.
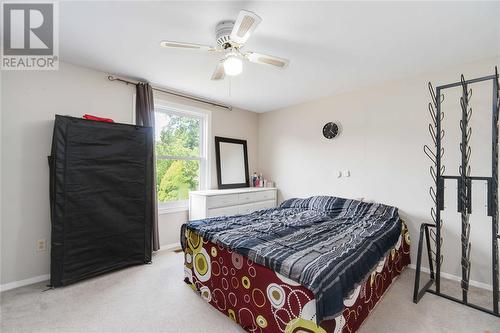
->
[160,9,290,81]
[223,54,243,76]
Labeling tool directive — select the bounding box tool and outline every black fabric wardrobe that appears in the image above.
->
[49,115,153,287]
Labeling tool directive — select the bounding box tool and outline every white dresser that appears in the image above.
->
[189,187,277,220]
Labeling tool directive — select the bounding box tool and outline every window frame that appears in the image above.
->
[153,99,211,214]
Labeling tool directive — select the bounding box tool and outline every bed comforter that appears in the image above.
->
[181,196,402,323]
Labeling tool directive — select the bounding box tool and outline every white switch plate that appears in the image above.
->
[36,239,47,252]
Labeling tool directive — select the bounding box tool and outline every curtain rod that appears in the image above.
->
[107,75,232,111]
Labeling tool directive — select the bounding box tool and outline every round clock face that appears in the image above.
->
[323,122,340,139]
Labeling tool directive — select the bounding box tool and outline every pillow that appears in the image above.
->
[308,196,349,215]
[279,197,312,209]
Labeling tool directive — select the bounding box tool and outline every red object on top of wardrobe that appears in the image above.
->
[83,114,114,123]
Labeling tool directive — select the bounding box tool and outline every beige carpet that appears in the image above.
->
[1,250,499,333]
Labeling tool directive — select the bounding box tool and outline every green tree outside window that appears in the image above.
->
[155,113,202,202]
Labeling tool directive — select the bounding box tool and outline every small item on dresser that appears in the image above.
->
[252,172,258,187]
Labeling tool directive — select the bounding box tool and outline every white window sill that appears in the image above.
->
[158,206,189,215]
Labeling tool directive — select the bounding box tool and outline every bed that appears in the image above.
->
[181,196,411,333]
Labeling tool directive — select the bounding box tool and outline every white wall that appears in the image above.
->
[0,62,258,286]
[258,56,500,287]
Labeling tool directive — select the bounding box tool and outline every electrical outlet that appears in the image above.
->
[36,239,47,252]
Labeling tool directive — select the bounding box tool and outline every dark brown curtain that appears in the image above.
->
[136,82,160,251]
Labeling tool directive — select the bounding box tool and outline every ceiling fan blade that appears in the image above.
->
[211,62,225,80]
[160,41,215,51]
[245,52,290,69]
[229,10,262,45]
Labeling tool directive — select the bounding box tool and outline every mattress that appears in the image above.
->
[183,223,410,332]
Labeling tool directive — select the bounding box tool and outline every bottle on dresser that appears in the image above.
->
[252,172,258,187]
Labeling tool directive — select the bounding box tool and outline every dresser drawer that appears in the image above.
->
[238,200,276,215]
[238,190,276,204]
[206,194,239,209]
[253,200,277,211]
[207,205,239,218]
[238,203,256,215]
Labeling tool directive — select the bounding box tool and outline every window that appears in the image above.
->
[154,102,210,212]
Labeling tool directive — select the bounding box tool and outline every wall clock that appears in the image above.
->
[323,122,341,139]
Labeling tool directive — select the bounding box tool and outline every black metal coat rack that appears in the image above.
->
[413,67,500,317]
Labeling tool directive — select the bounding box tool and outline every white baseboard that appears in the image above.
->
[408,264,492,291]
[156,242,181,252]
[1,245,181,293]
[0,274,50,292]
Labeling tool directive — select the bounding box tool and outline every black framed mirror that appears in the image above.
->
[215,136,250,189]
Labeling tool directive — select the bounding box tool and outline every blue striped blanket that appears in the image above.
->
[181,196,402,323]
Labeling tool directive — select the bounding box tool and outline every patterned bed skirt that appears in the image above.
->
[183,223,411,333]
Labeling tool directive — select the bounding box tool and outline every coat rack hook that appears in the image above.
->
[423,145,437,164]
[428,82,438,107]
[429,125,437,146]
[460,74,469,100]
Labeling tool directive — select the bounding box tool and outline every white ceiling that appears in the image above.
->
[59,1,500,112]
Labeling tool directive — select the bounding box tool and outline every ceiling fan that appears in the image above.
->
[160,9,290,80]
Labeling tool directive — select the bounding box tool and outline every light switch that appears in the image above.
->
[337,171,342,178]
[344,170,351,177]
